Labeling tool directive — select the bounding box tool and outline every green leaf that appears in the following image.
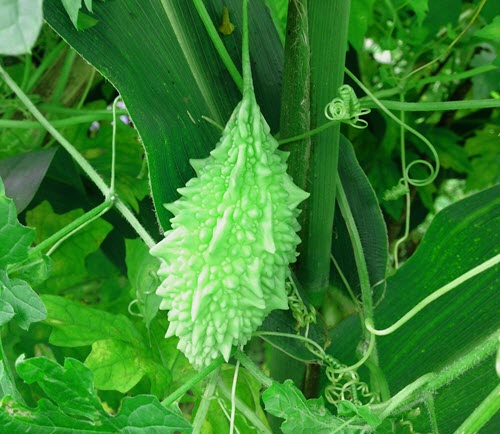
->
[427,128,471,174]
[0,271,46,330]
[465,124,500,191]
[333,135,388,295]
[0,0,43,55]
[25,201,112,294]
[17,356,103,419]
[0,149,57,214]
[262,379,347,434]
[474,15,500,41]
[0,299,15,327]
[125,238,162,327]
[42,295,141,347]
[330,185,500,432]
[42,295,172,396]
[0,178,35,269]
[337,400,381,427]
[43,0,283,230]
[84,338,171,395]
[0,357,192,433]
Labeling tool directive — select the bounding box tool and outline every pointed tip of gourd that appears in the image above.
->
[190,157,209,176]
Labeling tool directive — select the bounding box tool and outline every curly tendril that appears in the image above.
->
[324,85,371,129]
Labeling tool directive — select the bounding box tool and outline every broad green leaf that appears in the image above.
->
[43,0,283,230]
[42,295,172,396]
[474,15,500,41]
[329,185,500,432]
[84,338,171,396]
[0,271,46,330]
[17,356,102,419]
[333,135,388,296]
[0,149,57,214]
[0,0,43,55]
[0,357,192,433]
[0,178,35,269]
[262,379,348,434]
[25,201,112,293]
[125,238,162,327]
[42,295,142,347]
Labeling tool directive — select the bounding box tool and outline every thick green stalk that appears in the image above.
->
[299,0,351,306]
[269,0,311,400]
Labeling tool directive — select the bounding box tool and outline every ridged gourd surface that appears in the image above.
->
[150,65,309,370]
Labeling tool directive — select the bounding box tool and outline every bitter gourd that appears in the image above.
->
[150,1,309,369]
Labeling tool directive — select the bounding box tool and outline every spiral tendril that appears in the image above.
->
[324,85,371,129]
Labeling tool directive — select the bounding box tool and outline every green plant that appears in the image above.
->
[0,0,499,433]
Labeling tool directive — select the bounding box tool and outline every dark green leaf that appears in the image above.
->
[0,0,44,55]
[0,149,57,214]
[330,185,500,432]
[43,0,283,230]
[0,357,192,433]
[263,379,347,434]
[0,271,46,330]
[333,135,388,295]
[0,178,35,269]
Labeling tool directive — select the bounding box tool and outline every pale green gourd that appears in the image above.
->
[150,1,309,369]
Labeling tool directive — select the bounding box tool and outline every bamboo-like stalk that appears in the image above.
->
[296,0,351,306]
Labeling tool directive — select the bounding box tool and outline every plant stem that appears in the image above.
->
[217,380,272,434]
[0,116,120,129]
[366,253,500,336]
[454,383,500,434]
[336,177,389,399]
[361,98,500,112]
[0,64,156,249]
[161,357,223,406]
[192,0,243,92]
[299,0,351,306]
[234,348,272,389]
[192,368,220,434]
[269,0,311,401]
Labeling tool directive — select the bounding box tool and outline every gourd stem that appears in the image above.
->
[241,0,252,97]
[161,357,223,406]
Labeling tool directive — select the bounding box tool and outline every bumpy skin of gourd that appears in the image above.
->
[150,90,309,369]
